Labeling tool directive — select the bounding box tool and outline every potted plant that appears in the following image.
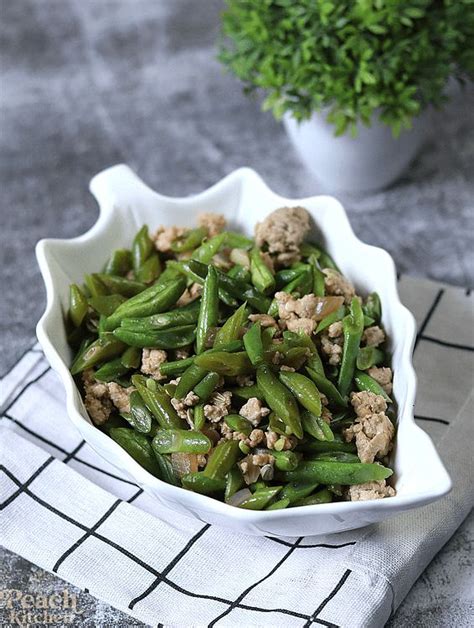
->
[219,1,473,193]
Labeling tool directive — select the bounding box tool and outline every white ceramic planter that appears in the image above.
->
[283,110,431,193]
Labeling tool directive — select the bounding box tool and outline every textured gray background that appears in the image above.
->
[1,1,473,626]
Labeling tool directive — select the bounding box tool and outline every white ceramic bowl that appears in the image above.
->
[36,165,451,536]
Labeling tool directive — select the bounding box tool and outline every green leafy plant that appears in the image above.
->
[219,0,474,136]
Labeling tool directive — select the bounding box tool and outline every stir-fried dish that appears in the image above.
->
[67,207,396,509]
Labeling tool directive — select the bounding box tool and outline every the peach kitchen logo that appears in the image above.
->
[0,588,84,626]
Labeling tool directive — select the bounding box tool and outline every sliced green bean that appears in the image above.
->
[152,429,211,454]
[131,374,185,429]
[109,427,161,477]
[354,370,392,403]
[279,460,392,485]
[196,265,219,354]
[104,249,132,277]
[69,284,88,327]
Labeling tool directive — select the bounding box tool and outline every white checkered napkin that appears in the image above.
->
[1,276,473,628]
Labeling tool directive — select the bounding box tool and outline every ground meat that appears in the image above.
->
[198,212,226,237]
[248,313,279,329]
[280,365,295,372]
[107,383,134,414]
[286,317,316,335]
[239,397,270,426]
[368,367,393,395]
[204,391,232,422]
[141,349,167,381]
[328,321,343,339]
[363,326,386,347]
[344,411,394,463]
[255,206,311,266]
[320,329,344,365]
[350,391,387,418]
[82,370,113,426]
[176,282,202,307]
[175,348,190,360]
[321,406,332,424]
[246,429,265,448]
[153,225,187,253]
[171,391,200,419]
[236,375,255,387]
[323,269,356,305]
[347,480,396,501]
[265,430,296,450]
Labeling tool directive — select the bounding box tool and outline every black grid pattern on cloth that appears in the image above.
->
[2,275,468,627]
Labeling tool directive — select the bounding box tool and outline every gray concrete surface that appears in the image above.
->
[1,1,473,626]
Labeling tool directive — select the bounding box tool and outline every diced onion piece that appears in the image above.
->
[171,453,198,478]
[313,296,345,321]
[230,248,250,269]
[228,488,252,507]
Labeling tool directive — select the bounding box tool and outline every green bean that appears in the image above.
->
[225,467,245,502]
[196,265,219,354]
[309,452,360,463]
[363,315,375,327]
[120,346,142,370]
[114,324,196,349]
[104,249,132,276]
[306,367,348,407]
[243,322,264,366]
[175,363,208,399]
[309,255,326,297]
[128,390,155,433]
[249,248,275,294]
[94,273,146,297]
[159,356,195,377]
[181,473,226,495]
[94,358,129,382]
[203,440,240,479]
[224,414,253,436]
[192,232,227,263]
[70,334,125,375]
[121,300,201,332]
[132,225,154,272]
[105,277,186,330]
[109,427,161,477]
[229,384,265,402]
[356,346,385,371]
[271,450,301,471]
[152,429,211,454]
[266,498,290,510]
[293,488,333,506]
[193,371,220,402]
[315,305,346,334]
[194,351,252,376]
[256,364,303,439]
[354,370,392,403]
[299,242,321,259]
[193,404,206,431]
[69,284,88,327]
[171,226,207,253]
[279,460,392,485]
[279,371,322,417]
[268,412,291,436]
[136,253,162,284]
[213,302,248,348]
[227,264,251,283]
[154,452,180,485]
[338,297,364,398]
[363,292,382,323]
[281,269,312,295]
[131,374,185,429]
[171,259,239,308]
[275,267,307,289]
[297,438,356,454]
[239,486,282,510]
[84,273,108,297]
[301,410,335,442]
[223,231,254,250]
[88,294,127,316]
[279,481,320,504]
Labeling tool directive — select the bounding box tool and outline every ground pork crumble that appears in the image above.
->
[362,326,386,347]
[347,480,396,501]
[198,212,226,237]
[368,366,393,395]
[82,371,133,425]
[248,313,279,329]
[323,268,356,304]
[204,391,232,422]
[141,348,167,381]
[255,206,311,266]
[153,225,188,253]
[239,397,270,426]
[344,391,394,463]
[320,321,344,365]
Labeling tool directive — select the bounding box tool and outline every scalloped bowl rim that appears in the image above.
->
[35,164,451,535]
